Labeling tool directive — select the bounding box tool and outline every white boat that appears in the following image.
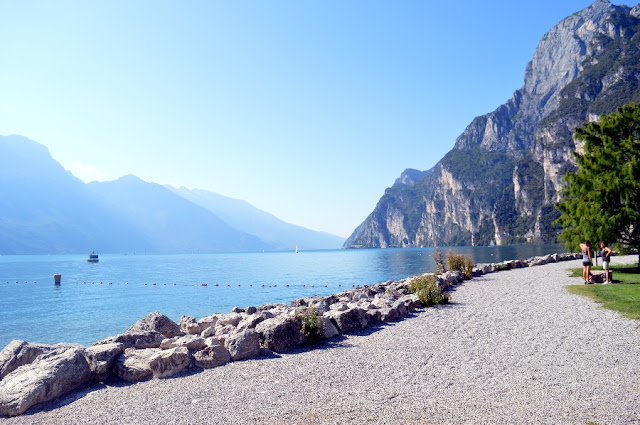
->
[87,252,99,263]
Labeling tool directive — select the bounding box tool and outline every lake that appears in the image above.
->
[0,245,563,348]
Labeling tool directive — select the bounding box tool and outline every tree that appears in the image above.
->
[555,102,640,267]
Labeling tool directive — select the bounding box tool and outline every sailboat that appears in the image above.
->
[295,245,299,254]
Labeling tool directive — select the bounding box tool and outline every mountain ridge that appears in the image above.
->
[167,186,344,250]
[0,135,341,254]
[344,0,640,249]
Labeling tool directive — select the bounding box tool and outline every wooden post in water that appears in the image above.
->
[53,274,61,285]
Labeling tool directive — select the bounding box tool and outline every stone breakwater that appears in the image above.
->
[0,252,581,417]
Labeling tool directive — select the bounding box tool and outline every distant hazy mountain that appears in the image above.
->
[0,135,149,254]
[168,186,345,250]
[86,176,269,253]
[0,135,267,254]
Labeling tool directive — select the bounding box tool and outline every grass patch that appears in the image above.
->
[567,265,640,320]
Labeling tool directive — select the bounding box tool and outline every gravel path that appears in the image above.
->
[3,256,639,424]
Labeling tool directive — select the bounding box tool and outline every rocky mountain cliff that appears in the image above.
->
[345,0,640,248]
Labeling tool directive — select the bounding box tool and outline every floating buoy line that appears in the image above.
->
[4,279,356,289]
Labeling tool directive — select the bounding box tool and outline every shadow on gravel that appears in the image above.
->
[20,381,107,416]
[20,366,211,416]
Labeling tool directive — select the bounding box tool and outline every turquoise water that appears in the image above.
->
[0,245,563,348]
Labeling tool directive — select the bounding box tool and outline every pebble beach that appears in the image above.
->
[2,256,639,424]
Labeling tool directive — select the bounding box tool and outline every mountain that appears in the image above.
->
[0,135,149,254]
[0,135,266,254]
[344,0,640,249]
[167,186,345,250]
[86,177,269,253]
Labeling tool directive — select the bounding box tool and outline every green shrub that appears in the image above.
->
[432,247,446,274]
[463,256,474,279]
[408,274,449,306]
[446,250,474,279]
[297,307,324,345]
[446,250,465,272]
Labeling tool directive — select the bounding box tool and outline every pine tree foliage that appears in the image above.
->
[556,102,640,264]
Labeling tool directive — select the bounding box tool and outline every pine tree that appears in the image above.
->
[556,102,640,267]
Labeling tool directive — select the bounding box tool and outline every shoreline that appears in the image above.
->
[2,254,639,423]
[0,245,567,349]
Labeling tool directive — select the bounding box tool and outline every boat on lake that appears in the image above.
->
[87,252,99,263]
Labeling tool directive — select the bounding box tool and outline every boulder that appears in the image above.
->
[255,315,303,353]
[84,343,124,381]
[472,267,485,277]
[365,309,382,324]
[371,296,392,309]
[149,347,191,379]
[245,306,257,315]
[179,316,202,335]
[380,306,401,322]
[197,314,220,329]
[448,271,464,284]
[325,307,368,334]
[309,298,333,314]
[383,286,404,300]
[214,325,237,341]
[225,330,261,361]
[0,346,90,416]
[126,312,183,338]
[217,313,244,327]
[399,294,421,311]
[257,303,288,312]
[201,326,216,338]
[236,312,270,332]
[113,348,158,382]
[204,337,221,347]
[290,296,314,307]
[329,302,349,312]
[0,340,70,381]
[160,335,206,351]
[320,317,340,339]
[95,331,165,349]
[193,344,231,369]
[391,299,408,318]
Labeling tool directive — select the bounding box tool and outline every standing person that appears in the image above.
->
[580,240,593,284]
[600,241,612,284]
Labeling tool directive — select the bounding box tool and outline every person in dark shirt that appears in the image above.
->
[600,241,612,284]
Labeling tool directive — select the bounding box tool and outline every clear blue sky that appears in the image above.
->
[0,1,622,237]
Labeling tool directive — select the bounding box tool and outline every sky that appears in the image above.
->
[0,0,624,238]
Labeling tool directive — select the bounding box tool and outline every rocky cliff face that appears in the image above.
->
[345,0,640,249]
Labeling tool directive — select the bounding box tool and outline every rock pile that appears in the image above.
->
[0,252,582,416]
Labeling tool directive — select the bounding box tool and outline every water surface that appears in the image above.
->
[0,245,563,348]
